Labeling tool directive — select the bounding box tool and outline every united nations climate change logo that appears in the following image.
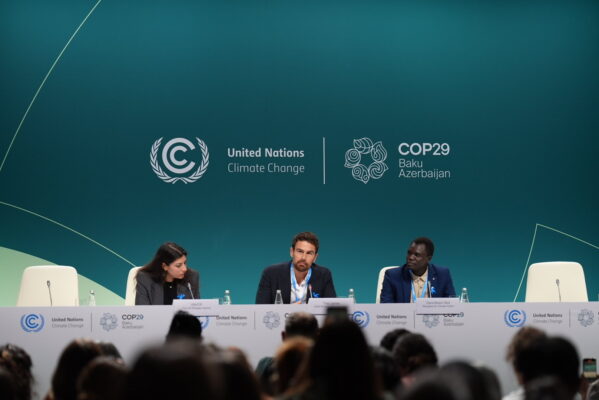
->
[504,309,526,328]
[99,313,118,332]
[20,313,44,333]
[150,137,209,184]
[344,137,388,184]
[351,311,370,328]
[199,316,210,330]
[577,309,594,327]
[263,311,281,330]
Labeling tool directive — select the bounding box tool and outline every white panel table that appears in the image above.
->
[1,302,597,399]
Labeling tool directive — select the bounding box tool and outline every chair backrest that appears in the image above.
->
[17,266,79,306]
[124,266,141,305]
[376,266,399,303]
[525,261,588,302]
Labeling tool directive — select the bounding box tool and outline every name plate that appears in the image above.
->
[415,297,460,314]
[308,297,355,314]
[172,299,219,314]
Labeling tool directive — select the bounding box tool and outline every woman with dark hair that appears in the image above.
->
[0,343,34,400]
[123,340,216,400]
[135,242,200,305]
[47,339,103,400]
[283,319,381,400]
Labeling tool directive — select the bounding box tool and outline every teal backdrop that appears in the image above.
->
[1,0,597,305]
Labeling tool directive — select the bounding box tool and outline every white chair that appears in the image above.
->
[525,261,588,302]
[124,266,141,305]
[17,266,79,306]
[376,266,399,303]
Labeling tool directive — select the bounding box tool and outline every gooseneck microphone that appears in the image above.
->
[556,279,562,302]
[187,282,195,300]
[47,280,53,306]
[308,284,313,300]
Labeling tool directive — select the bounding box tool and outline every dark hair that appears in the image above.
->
[0,366,17,400]
[140,242,188,283]
[285,312,318,340]
[524,376,571,400]
[439,361,492,400]
[401,378,461,400]
[274,337,313,396]
[51,339,103,400]
[506,326,546,367]
[166,311,203,342]
[124,341,216,400]
[411,237,435,257]
[212,348,262,400]
[515,336,580,397]
[380,328,411,352]
[392,333,438,377]
[294,319,380,400]
[96,342,122,360]
[0,344,33,400]
[291,232,319,253]
[76,356,127,400]
[371,346,399,392]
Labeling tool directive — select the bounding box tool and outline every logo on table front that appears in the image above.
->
[150,137,209,184]
[99,313,118,331]
[422,314,440,328]
[344,137,388,184]
[351,311,370,328]
[20,313,44,333]
[263,312,281,329]
[198,316,210,330]
[504,309,526,327]
[577,309,594,327]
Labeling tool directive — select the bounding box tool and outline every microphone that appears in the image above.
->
[187,282,195,300]
[47,280,53,306]
[308,284,313,301]
[555,279,562,302]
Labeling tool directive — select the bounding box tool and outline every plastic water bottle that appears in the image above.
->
[223,289,232,305]
[348,288,356,303]
[274,289,283,305]
[88,290,96,306]
[460,288,469,303]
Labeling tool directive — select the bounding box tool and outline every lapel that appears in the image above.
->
[282,262,292,304]
[400,266,412,302]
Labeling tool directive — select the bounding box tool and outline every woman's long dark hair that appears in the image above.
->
[290,319,380,400]
[139,242,188,283]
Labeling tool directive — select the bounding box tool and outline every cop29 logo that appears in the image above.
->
[20,313,45,333]
[150,137,209,184]
[504,309,526,328]
[344,138,388,184]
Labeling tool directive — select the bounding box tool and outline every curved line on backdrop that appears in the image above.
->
[0,0,103,175]
[0,201,136,267]
[513,223,599,302]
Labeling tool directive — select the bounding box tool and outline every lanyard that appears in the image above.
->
[411,278,429,303]
[291,264,312,304]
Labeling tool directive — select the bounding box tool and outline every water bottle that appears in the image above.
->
[274,289,283,304]
[88,290,96,306]
[223,289,232,305]
[459,288,469,303]
[348,288,356,304]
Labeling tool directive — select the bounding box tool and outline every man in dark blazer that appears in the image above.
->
[256,232,337,304]
[380,237,455,303]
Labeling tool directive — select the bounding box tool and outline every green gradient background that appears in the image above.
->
[1,0,597,305]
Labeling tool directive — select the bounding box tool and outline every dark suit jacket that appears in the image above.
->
[135,268,200,305]
[380,263,455,303]
[256,262,337,304]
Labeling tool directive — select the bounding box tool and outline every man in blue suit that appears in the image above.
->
[380,237,455,303]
